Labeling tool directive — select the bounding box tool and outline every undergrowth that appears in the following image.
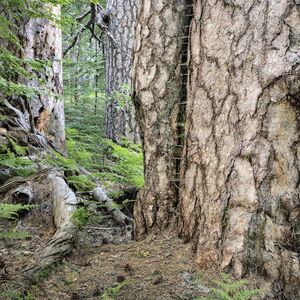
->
[0,140,36,177]
[0,204,34,241]
[71,207,91,229]
[0,290,34,300]
[66,128,144,191]
[0,204,34,220]
[101,280,130,300]
[195,273,262,300]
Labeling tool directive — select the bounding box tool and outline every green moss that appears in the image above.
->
[0,114,8,122]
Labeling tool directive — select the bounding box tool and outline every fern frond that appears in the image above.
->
[0,203,34,220]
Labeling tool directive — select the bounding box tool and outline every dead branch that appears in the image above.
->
[75,9,91,22]
[93,187,132,226]
[64,3,131,59]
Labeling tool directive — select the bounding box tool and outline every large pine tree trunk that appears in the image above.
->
[105,0,140,143]
[179,1,300,296]
[133,0,189,239]
[133,0,300,297]
[0,4,65,153]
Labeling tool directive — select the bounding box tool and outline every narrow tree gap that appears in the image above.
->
[173,1,194,204]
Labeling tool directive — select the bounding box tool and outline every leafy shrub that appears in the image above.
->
[0,141,36,177]
[45,152,78,172]
[105,140,144,189]
[66,128,144,190]
[0,290,34,300]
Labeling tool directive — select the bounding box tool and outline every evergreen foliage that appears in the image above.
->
[66,128,144,190]
[105,140,144,189]
[67,174,95,191]
[0,0,68,99]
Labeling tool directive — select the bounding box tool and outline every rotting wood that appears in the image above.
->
[93,187,132,226]
[22,171,78,278]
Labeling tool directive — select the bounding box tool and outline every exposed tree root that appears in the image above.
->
[0,168,79,280]
[21,171,78,279]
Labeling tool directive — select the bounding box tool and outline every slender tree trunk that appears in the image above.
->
[133,0,300,297]
[133,0,188,239]
[74,37,81,109]
[94,40,99,116]
[0,4,65,153]
[105,0,139,143]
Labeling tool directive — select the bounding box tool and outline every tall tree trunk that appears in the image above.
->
[133,0,189,238]
[105,0,139,143]
[179,1,300,296]
[133,0,300,297]
[0,4,65,153]
[94,40,99,116]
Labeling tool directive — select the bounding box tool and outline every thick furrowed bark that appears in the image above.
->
[132,0,188,239]
[178,1,300,297]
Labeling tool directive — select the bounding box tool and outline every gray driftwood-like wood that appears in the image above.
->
[93,187,132,225]
[0,4,65,154]
[22,171,78,277]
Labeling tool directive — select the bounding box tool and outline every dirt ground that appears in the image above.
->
[0,206,210,300]
[34,235,209,300]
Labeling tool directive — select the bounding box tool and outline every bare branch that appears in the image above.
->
[75,9,91,22]
[63,2,130,59]
[63,26,86,57]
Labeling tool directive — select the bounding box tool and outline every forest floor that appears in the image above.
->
[0,203,210,300]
